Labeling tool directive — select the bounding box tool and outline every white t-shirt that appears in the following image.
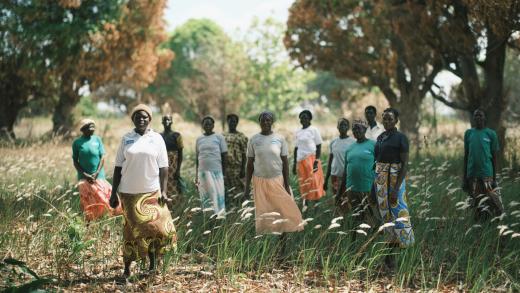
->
[329,136,356,176]
[247,133,289,178]
[196,133,228,172]
[366,123,384,141]
[115,129,169,194]
[295,126,323,161]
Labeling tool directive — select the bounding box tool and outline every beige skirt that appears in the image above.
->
[253,175,304,234]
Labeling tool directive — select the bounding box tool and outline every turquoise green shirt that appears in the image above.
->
[464,128,499,178]
[345,139,375,192]
[72,135,106,180]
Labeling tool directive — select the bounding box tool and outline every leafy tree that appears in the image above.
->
[285,1,442,138]
[410,0,520,151]
[244,17,316,120]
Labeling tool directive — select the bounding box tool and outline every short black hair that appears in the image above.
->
[226,113,239,122]
[365,105,377,113]
[299,110,313,120]
[383,107,399,121]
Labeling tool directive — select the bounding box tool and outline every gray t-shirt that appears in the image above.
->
[247,133,289,178]
[196,133,228,172]
[329,136,356,176]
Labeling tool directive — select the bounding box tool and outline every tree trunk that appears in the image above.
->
[482,31,507,163]
[0,97,24,141]
[389,94,421,142]
[52,74,81,136]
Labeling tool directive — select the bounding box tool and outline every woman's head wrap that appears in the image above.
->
[130,104,153,121]
[298,109,313,120]
[201,115,215,124]
[352,119,368,129]
[258,111,275,122]
[78,118,95,130]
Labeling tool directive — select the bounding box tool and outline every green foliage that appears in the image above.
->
[242,17,318,119]
[76,96,97,118]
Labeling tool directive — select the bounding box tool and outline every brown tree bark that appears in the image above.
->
[52,73,82,136]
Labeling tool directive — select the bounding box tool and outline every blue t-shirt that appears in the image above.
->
[345,139,376,192]
[72,135,106,180]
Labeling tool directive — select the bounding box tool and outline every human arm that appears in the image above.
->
[293,147,298,175]
[93,156,105,180]
[282,156,291,194]
[244,157,254,199]
[462,131,469,191]
[314,144,321,172]
[109,167,122,208]
[159,167,170,204]
[176,148,183,180]
[336,168,347,207]
[73,159,94,183]
[324,153,333,191]
[389,152,408,206]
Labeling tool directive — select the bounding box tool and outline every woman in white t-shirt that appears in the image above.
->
[292,110,325,203]
[244,111,304,235]
[324,118,355,195]
[109,104,177,278]
[195,116,228,217]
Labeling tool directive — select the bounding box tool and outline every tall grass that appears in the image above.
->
[1,122,519,291]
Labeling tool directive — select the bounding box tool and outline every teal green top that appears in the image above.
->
[72,135,106,180]
[345,139,375,192]
[464,127,499,178]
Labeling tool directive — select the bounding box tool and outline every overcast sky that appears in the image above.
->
[164,0,294,35]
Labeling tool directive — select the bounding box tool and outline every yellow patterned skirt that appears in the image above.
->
[119,190,177,262]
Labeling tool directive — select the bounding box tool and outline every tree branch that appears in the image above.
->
[429,88,469,111]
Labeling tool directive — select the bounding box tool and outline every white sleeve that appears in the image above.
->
[114,138,125,167]
[157,136,169,168]
[313,127,323,145]
[220,135,228,153]
[280,137,289,156]
[246,138,255,158]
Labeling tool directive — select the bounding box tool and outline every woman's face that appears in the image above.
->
[202,118,214,133]
[352,124,367,140]
[473,110,485,128]
[81,123,95,136]
[338,120,349,135]
[259,116,273,133]
[162,116,172,128]
[382,112,397,130]
[133,111,150,132]
[299,113,311,128]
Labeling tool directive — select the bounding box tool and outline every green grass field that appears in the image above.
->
[1,119,519,292]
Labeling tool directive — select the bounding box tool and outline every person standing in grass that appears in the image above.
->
[373,108,414,268]
[161,114,184,202]
[244,111,304,235]
[109,104,177,278]
[72,118,120,221]
[364,106,384,141]
[223,114,248,208]
[324,118,355,196]
[196,116,228,217]
[336,120,377,224]
[463,109,504,219]
[293,110,325,206]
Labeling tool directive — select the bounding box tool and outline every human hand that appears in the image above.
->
[323,181,328,192]
[159,191,172,206]
[313,160,319,173]
[84,173,95,184]
[109,192,119,209]
[244,187,251,200]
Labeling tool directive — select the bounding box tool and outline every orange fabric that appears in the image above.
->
[253,176,304,234]
[78,179,122,221]
[297,155,325,200]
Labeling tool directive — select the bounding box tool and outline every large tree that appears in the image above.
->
[285,1,442,138]
[148,19,248,124]
[403,0,520,152]
[245,17,316,120]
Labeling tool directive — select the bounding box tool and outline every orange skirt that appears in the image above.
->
[253,176,304,234]
[297,155,325,201]
[78,179,122,221]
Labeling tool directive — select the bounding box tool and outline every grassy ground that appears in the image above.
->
[1,117,519,292]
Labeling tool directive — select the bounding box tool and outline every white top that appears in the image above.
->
[329,136,356,176]
[115,129,169,194]
[247,133,289,178]
[196,133,228,172]
[295,126,323,161]
[366,123,384,141]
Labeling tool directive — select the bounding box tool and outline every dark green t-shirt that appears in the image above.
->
[464,128,499,178]
[72,135,106,180]
[345,139,376,192]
